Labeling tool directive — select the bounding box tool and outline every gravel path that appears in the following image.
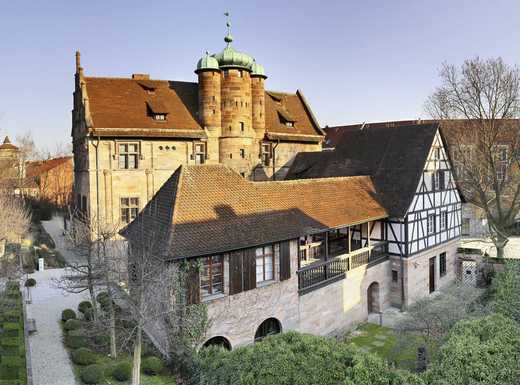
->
[40,216,84,265]
[26,268,88,385]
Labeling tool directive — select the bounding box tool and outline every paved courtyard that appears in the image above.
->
[40,216,84,265]
[26,268,87,385]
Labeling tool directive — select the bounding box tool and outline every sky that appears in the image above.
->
[1,0,520,150]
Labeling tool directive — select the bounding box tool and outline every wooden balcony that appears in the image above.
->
[297,241,388,295]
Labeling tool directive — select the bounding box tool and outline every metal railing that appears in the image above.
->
[297,241,388,294]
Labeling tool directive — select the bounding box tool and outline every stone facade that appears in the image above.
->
[204,240,392,348]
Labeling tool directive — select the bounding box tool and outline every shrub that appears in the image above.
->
[64,319,81,332]
[65,333,88,349]
[61,309,76,322]
[83,308,94,322]
[197,331,421,385]
[0,356,23,367]
[78,301,93,315]
[80,364,104,385]
[92,334,110,347]
[24,278,36,288]
[490,260,520,322]
[141,356,163,375]
[96,292,109,305]
[0,365,19,380]
[112,361,132,381]
[71,347,97,366]
[425,314,520,385]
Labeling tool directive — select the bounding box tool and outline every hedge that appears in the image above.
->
[61,309,76,322]
[80,364,105,385]
[78,301,93,315]
[71,348,97,366]
[142,356,164,375]
[112,361,132,381]
[64,319,81,332]
[65,333,88,349]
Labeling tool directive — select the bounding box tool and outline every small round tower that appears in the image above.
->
[250,61,267,137]
[195,52,221,134]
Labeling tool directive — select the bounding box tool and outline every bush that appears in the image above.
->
[65,333,88,349]
[141,356,163,375]
[112,361,132,381]
[424,314,520,385]
[80,364,105,384]
[0,356,23,367]
[24,278,36,288]
[83,308,94,322]
[92,334,110,347]
[71,347,97,366]
[61,309,76,322]
[64,319,81,332]
[490,260,520,322]
[96,292,109,305]
[197,331,420,385]
[78,301,93,315]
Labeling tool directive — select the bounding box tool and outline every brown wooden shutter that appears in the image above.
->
[279,241,291,281]
[186,261,200,305]
[229,251,244,295]
[243,248,257,291]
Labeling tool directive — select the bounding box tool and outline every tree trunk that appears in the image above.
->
[107,290,117,358]
[494,235,508,258]
[132,325,142,385]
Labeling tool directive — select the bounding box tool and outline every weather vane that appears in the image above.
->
[224,12,233,44]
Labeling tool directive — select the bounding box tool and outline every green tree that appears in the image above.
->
[424,314,520,385]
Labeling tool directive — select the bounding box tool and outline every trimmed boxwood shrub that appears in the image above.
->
[80,364,105,385]
[0,365,19,380]
[65,333,88,349]
[83,308,94,322]
[24,278,36,288]
[64,319,81,332]
[0,337,21,348]
[92,334,110,347]
[141,356,164,375]
[71,347,97,366]
[112,361,132,381]
[96,292,109,305]
[78,301,93,314]
[61,309,76,322]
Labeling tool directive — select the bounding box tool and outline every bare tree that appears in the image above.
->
[0,193,30,262]
[123,225,208,385]
[426,57,520,257]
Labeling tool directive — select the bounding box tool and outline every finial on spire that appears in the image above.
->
[224,12,233,44]
[3,136,11,144]
[75,50,81,73]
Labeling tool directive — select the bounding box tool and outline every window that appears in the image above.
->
[256,245,274,283]
[118,143,139,169]
[238,70,243,78]
[261,143,272,166]
[462,218,471,236]
[434,147,441,160]
[427,214,436,234]
[194,142,206,164]
[152,114,166,121]
[223,70,229,78]
[432,170,444,190]
[440,211,448,231]
[440,252,447,277]
[240,122,245,132]
[392,270,398,283]
[285,121,294,127]
[495,145,508,181]
[254,318,281,342]
[120,197,139,223]
[240,149,245,159]
[200,255,223,298]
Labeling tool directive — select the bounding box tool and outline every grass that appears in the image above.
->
[344,323,423,370]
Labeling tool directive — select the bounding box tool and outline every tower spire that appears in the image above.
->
[224,12,233,45]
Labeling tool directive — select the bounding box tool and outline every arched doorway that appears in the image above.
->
[367,282,381,314]
[202,336,232,351]
[254,318,282,342]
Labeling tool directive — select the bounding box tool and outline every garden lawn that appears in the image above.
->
[345,323,421,370]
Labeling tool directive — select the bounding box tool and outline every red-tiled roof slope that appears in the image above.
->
[25,156,72,178]
[122,164,387,259]
[84,77,323,140]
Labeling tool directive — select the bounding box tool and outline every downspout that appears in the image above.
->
[92,136,101,234]
[272,139,280,180]
[401,217,408,311]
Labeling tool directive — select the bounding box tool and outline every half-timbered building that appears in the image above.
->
[287,122,462,307]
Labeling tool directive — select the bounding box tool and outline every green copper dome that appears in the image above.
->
[251,61,266,78]
[213,44,254,70]
[196,52,220,72]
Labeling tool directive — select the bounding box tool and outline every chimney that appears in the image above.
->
[132,74,150,80]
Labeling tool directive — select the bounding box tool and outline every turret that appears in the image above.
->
[251,61,267,136]
[195,53,221,134]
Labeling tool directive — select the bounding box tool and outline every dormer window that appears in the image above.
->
[277,109,296,128]
[146,100,169,121]
[285,121,294,127]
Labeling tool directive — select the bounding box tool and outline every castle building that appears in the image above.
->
[0,136,21,183]
[72,21,323,225]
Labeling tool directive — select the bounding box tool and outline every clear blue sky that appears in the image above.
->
[1,0,519,149]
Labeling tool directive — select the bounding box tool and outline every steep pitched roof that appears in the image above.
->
[287,123,440,218]
[122,164,387,259]
[83,77,323,140]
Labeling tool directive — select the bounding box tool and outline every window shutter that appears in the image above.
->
[229,251,244,295]
[243,248,257,291]
[279,241,291,281]
[186,261,200,305]
[439,171,445,190]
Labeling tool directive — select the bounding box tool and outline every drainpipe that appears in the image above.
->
[401,217,408,311]
[92,136,101,234]
[272,139,280,180]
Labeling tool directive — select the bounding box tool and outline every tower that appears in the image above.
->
[195,14,267,177]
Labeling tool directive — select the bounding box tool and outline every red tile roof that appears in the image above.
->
[25,157,72,178]
[122,164,387,259]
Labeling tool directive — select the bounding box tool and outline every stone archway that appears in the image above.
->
[254,318,282,342]
[367,282,381,314]
[202,336,232,351]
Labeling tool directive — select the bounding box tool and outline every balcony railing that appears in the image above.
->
[297,241,388,295]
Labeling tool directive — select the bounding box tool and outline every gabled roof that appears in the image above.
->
[83,77,323,140]
[25,156,72,178]
[286,123,441,218]
[121,164,387,259]
[0,136,18,151]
